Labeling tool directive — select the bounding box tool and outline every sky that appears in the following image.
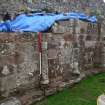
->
[103,0,105,2]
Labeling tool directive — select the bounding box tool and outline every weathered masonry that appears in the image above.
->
[0,19,104,105]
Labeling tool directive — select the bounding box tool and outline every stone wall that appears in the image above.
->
[0,20,104,105]
[0,33,39,97]
[0,0,105,21]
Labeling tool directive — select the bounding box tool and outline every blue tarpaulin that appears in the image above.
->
[0,12,97,32]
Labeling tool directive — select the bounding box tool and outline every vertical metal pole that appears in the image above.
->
[38,32,42,76]
[39,52,42,75]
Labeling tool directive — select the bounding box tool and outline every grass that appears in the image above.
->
[35,73,105,105]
